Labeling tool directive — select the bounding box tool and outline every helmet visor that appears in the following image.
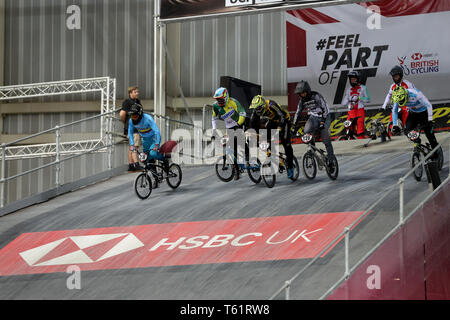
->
[216,98,226,106]
[393,89,407,107]
[254,105,264,115]
[398,96,407,107]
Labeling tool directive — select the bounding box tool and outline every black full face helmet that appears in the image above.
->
[389,65,404,85]
[295,80,311,99]
[128,103,143,124]
[347,70,360,87]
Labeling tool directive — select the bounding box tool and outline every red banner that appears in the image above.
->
[0,212,365,276]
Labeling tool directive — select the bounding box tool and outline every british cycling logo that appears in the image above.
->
[398,52,439,75]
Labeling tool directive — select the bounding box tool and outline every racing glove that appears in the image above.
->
[319,120,326,130]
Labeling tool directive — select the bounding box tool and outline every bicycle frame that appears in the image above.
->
[307,143,327,169]
[138,151,168,183]
[342,117,359,139]
[302,134,327,169]
[410,137,435,162]
[221,138,241,165]
[219,135,257,170]
[408,126,434,157]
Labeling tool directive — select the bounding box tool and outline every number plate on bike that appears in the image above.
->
[408,131,420,141]
[139,152,148,162]
[302,134,312,143]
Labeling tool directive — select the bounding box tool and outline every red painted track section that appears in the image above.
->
[0,212,365,276]
[327,180,450,300]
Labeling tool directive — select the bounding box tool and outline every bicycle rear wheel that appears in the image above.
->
[326,155,339,180]
[411,151,423,181]
[437,146,444,171]
[134,173,152,199]
[215,156,235,182]
[166,163,182,189]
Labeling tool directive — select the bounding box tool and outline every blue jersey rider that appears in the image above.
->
[127,103,168,169]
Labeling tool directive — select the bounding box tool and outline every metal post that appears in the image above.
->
[284,280,291,300]
[154,0,160,124]
[161,37,194,125]
[166,116,170,142]
[109,78,117,171]
[399,178,404,225]
[202,104,206,133]
[108,115,113,171]
[1,144,6,208]
[100,89,105,141]
[55,126,61,188]
[344,227,350,279]
[159,19,165,132]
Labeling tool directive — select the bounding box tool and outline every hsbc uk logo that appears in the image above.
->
[0,213,366,276]
[19,233,144,267]
[411,52,423,61]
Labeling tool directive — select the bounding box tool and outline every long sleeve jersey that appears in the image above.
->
[293,91,330,127]
[392,88,433,126]
[128,113,161,146]
[211,97,246,130]
[342,84,370,110]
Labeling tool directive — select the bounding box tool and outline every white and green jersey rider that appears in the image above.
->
[212,97,247,130]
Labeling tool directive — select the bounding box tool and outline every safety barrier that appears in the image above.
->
[325,176,450,299]
[269,133,450,300]
[0,108,126,212]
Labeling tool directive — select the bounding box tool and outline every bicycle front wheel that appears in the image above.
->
[166,163,182,189]
[261,162,276,188]
[302,151,317,180]
[215,156,235,182]
[247,158,261,184]
[134,173,152,199]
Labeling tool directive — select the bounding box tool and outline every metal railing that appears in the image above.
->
[0,108,121,208]
[0,105,210,210]
[318,176,450,300]
[269,133,450,300]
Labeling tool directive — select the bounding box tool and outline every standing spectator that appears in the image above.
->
[120,86,142,171]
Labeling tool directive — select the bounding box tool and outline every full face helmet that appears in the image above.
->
[250,95,267,116]
[213,87,229,107]
[392,85,408,107]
